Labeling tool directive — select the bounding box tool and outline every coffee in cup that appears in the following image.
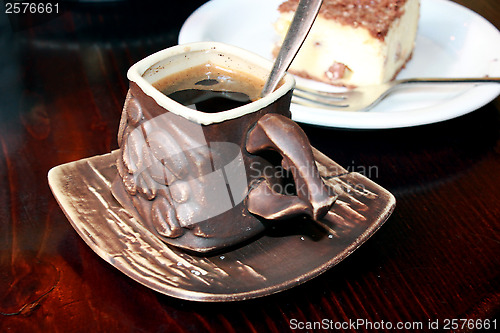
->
[111,42,337,253]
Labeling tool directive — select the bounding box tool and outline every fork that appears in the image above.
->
[292,77,500,111]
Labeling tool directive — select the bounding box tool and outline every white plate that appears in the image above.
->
[178,0,500,129]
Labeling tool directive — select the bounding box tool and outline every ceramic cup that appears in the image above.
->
[111,42,337,253]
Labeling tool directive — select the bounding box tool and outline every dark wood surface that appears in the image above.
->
[1,0,498,331]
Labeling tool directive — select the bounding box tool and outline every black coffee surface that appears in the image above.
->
[167,89,252,113]
[153,64,264,114]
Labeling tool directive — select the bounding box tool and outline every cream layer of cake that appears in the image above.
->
[274,0,420,87]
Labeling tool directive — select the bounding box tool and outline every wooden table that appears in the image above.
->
[1,0,498,331]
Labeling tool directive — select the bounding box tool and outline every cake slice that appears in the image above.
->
[274,0,420,87]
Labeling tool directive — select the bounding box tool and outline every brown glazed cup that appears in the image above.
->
[112,42,337,253]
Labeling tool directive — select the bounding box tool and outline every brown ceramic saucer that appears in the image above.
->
[48,149,395,302]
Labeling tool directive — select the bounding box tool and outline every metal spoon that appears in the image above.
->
[261,0,323,97]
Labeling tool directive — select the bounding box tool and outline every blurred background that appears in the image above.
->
[0,0,209,146]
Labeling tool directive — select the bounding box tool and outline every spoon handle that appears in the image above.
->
[261,0,323,97]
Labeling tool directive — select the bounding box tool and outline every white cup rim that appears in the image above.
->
[127,42,295,125]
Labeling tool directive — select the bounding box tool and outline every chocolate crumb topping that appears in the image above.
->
[278,0,409,40]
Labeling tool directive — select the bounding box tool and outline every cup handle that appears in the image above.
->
[246,114,337,222]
